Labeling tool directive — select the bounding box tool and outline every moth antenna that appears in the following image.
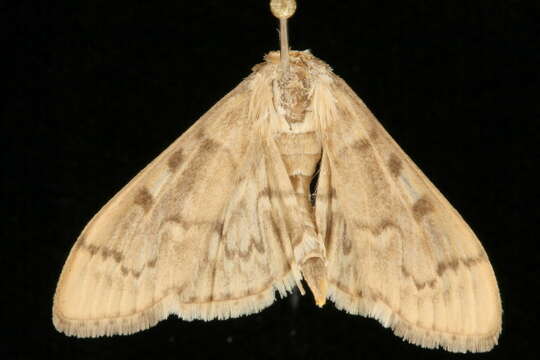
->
[270,0,297,73]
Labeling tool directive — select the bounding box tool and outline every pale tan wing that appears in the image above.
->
[314,75,502,352]
[53,76,303,337]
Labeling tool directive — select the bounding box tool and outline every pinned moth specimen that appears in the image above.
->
[53,0,501,352]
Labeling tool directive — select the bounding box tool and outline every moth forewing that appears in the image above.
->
[316,74,501,352]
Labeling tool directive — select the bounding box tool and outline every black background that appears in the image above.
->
[5,0,538,359]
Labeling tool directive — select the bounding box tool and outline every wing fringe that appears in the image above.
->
[328,285,500,353]
[53,272,298,337]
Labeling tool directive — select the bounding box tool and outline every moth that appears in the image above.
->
[53,0,502,353]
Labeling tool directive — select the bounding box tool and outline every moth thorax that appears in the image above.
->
[273,65,312,124]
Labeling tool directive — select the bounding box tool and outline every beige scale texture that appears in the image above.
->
[53,50,501,353]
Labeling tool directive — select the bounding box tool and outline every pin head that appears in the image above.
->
[270,0,297,19]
